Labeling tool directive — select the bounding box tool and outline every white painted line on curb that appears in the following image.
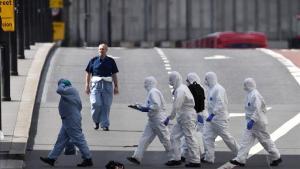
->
[259,48,300,92]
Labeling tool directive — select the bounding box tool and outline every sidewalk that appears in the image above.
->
[0,43,56,169]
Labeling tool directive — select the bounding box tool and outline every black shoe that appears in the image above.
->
[127,157,140,165]
[200,157,213,164]
[270,158,282,166]
[40,157,55,166]
[94,123,99,130]
[102,127,109,131]
[77,158,93,167]
[165,160,182,166]
[181,156,186,162]
[230,160,245,167]
[185,162,201,168]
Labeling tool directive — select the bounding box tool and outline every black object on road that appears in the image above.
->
[105,160,125,169]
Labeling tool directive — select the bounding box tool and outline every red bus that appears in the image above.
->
[198,31,267,48]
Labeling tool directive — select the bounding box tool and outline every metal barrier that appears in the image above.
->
[0,45,4,140]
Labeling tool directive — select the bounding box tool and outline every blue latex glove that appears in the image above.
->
[197,115,204,124]
[206,114,215,122]
[163,117,170,126]
[138,106,150,112]
[247,120,255,130]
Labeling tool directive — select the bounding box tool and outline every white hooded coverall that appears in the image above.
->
[168,71,200,163]
[233,78,280,164]
[203,72,239,163]
[181,72,207,158]
[132,76,173,162]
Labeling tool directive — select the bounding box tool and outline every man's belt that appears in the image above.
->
[91,76,112,82]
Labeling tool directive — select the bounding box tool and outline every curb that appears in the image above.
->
[9,43,58,158]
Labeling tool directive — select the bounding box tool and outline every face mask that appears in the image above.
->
[169,79,175,86]
[204,79,209,87]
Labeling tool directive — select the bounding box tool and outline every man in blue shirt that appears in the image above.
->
[85,43,119,131]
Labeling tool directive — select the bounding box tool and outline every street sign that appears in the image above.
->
[52,21,65,41]
[49,0,63,8]
[0,0,15,32]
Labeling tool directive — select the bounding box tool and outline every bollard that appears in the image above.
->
[16,0,25,59]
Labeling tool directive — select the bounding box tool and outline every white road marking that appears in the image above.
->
[107,55,120,59]
[155,47,173,94]
[217,162,236,169]
[229,113,245,117]
[215,113,245,142]
[204,55,231,60]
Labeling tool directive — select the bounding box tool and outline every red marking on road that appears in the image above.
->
[274,50,300,68]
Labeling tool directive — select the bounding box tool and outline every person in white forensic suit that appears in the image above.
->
[230,78,282,167]
[127,76,173,165]
[181,72,207,162]
[164,71,201,168]
[202,72,239,164]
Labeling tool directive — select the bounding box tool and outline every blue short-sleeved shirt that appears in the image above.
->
[85,56,119,77]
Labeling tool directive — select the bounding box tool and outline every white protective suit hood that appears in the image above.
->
[169,71,182,90]
[243,78,256,93]
[186,72,201,85]
[204,72,217,88]
[144,76,157,92]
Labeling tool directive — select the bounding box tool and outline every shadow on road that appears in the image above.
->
[24,150,298,169]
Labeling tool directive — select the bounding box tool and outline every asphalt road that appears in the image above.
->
[24,47,300,169]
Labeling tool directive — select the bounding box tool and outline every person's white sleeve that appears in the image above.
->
[250,95,261,122]
[212,90,225,115]
[169,90,185,120]
[148,91,161,112]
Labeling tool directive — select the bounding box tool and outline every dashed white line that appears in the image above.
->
[155,47,173,93]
